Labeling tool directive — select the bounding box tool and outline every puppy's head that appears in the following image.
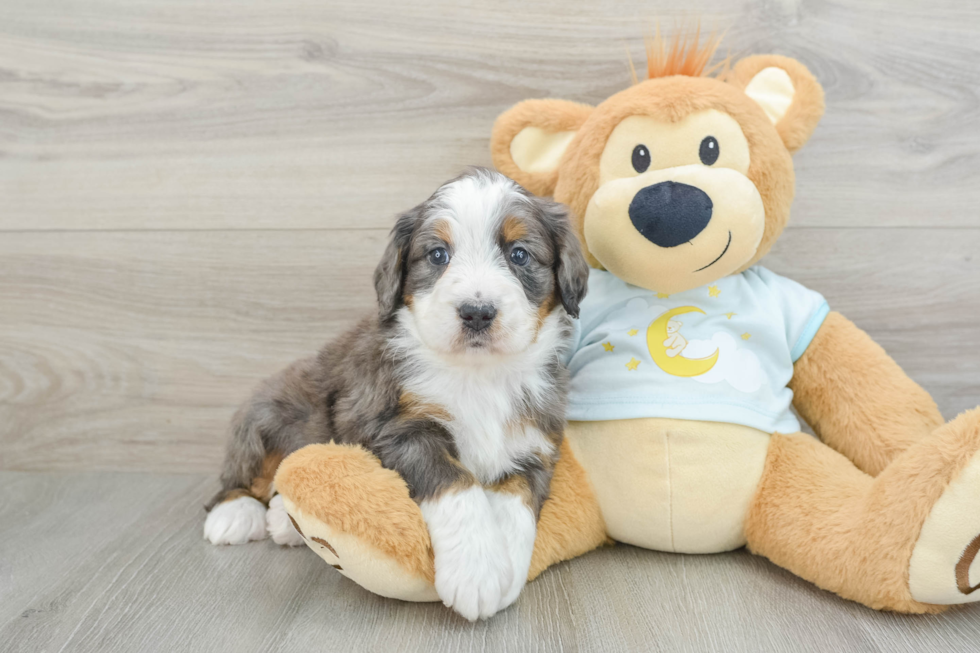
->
[374,168,588,358]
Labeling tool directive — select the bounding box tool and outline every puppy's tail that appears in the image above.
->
[204,403,274,511]
[205,357,318,511]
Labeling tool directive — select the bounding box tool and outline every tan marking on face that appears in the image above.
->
[502,215,527,242]
[434,219,454,247]
[535,294,559,336]
[488,474,533,509]
[403,293,413,308]
[287,514,305,538]
[249,452,284,502]
[399,392,452,423]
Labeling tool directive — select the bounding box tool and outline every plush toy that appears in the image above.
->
[276,34,980,614]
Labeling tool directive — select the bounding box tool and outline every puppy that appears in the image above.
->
[204,168,589,620]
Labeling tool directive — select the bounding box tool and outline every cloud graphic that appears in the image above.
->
[682,332,765,393]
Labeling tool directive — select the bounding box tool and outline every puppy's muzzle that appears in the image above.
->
[628,181,713,247]
[458,303,497,332]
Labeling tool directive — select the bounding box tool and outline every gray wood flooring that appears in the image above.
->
[2,0,980,650]
[4,471,980,653]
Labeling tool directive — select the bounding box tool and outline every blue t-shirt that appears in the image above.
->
[565,267,829,434]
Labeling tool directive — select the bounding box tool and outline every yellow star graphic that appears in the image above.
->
[625,357,640,371]
[725,312,736,320]
[708,286,720,298]
[627,329,638,337]
[656,292,670,299]
[741,332,752,340]
[602,342,615,352]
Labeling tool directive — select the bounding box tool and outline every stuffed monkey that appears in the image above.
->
[276,36,980,615]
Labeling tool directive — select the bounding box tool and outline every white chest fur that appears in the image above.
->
[392,305,567,484]
[401,357,556,484]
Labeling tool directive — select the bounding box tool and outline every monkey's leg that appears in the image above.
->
[745,409,980,612]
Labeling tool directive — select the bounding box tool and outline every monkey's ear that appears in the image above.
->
[728,55,825,153]
[491,99,593,197]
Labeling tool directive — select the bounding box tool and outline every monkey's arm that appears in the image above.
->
[789,311,944,475]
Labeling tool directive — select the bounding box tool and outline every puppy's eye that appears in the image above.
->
[699,136,719,166]
[510,247,530,266]
[428,247,450,266]
[632,144,651,173]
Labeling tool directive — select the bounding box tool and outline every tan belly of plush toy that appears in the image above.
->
[566,418,770,553]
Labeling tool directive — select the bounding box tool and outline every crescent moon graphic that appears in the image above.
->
[647,306,720,377]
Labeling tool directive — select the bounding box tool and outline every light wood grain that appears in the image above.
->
[3,471,980,653]
[1,0,979,230]
[2,0,980,649]
[1,228,978,472]
[0,229,383,471]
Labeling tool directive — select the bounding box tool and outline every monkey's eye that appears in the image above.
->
[510,247,530,266]
[428,247,450,266]
[699,136,719,166]
[632,144,651,173]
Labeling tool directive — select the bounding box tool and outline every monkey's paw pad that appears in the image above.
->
[910,448,980,604]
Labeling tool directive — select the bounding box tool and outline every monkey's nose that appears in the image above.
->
[628,181,713,247]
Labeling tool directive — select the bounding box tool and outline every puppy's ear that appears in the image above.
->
[374,206,420,322]
[540,198,589,318]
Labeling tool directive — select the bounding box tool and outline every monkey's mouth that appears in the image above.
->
[693,231,732,272]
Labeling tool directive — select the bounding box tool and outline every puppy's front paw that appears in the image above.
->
[487,491,536,611]
[204,496,267,545]
[433,535,513,622]
[421,487,513,621]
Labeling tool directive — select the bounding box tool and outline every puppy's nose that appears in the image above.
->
[458,303,497,332]
[628,181,713,247]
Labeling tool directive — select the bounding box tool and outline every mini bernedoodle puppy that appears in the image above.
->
[204,168,589,620]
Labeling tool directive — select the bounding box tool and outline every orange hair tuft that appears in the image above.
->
[628,23,728,84]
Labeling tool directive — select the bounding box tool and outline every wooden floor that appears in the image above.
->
[2,0,979,650]
[5,471,980,653]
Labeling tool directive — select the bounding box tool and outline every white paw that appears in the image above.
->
[204,496,268,545]
[421,487,514,621]
[266,494,305,547]
[487,491,536,611]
